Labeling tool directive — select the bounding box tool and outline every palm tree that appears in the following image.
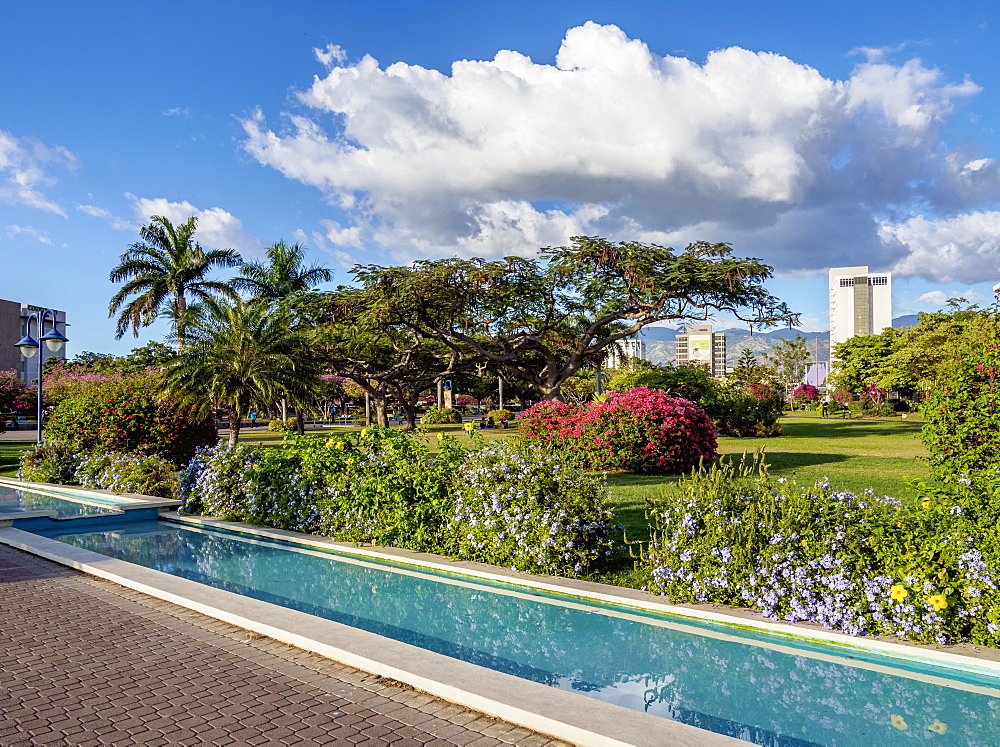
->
[232,241,332,305]
[161,298,320,446]
[108,215,242,349]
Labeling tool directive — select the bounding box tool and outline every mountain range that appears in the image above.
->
[637,315,920,367]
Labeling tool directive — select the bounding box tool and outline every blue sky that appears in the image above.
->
[3,1,999,355]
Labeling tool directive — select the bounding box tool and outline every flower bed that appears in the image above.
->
[178,427,617,576]
[641,458,1000,646]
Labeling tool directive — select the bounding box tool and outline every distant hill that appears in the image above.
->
[637,315,916,366]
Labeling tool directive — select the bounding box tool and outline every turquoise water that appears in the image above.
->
[0,484,120,518]
[41,519,1000,746]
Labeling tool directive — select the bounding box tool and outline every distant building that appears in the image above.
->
[604,337,646,369]
[0,299,68,382]
[675,324,726,377]
[829,266,892,354]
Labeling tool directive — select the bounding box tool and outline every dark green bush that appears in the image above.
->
[421,406,462,424]
[44,375,217,465]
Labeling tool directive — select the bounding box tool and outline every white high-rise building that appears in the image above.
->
[604,338,646,369]
[829,266,892,354]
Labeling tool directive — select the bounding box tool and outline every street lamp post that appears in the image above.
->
[14,309,69,445]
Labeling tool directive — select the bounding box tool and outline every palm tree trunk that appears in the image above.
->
[175,293,188,353]
[228,406,241,447]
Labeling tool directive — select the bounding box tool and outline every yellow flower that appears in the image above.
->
[335,440,347,450]
[463,421,475,432]
[360,427,369,437]
[890,714,908,730]
[890,584,908,602]
[922,498,932,509]
[928,719,947,734]
[929,593,948,611]
[437,433,445,441]
[346,457,356,466]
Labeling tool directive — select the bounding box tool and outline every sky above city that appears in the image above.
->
[3,1,1000,355]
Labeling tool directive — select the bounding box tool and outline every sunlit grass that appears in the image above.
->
[0,440,33,477]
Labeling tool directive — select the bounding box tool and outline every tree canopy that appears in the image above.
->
[351,237,796,400]
[108,215,241,348]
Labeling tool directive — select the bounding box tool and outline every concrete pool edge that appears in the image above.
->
[166,513,1000,681]
[0,526,740,747]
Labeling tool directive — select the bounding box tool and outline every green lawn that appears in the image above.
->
[0,440,34,477]
[606,413,929,544]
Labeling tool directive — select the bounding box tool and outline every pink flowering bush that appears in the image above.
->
[517,388,717,474]
[792,384,820,404]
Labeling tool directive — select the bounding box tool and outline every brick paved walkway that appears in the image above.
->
[0,544,569,747]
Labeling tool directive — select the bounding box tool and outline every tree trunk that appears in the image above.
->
[373,399,388,427]
[295,409,305,435]
[228,407,241,447]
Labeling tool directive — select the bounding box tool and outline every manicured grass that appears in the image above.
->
[0,440,33,477]
[606,413,930,544]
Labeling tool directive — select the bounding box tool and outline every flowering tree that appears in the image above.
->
[517,387,717,473]
[42,361,126,407]
[791,384,820,404]
[0,370,32,412]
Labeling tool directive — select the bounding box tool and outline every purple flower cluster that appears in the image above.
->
[643,462,1000,646]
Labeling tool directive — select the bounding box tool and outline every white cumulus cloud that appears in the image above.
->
[128,196,265,256]
[242,22,997,275]
[881,211,1000,283]
[0,130,79,217]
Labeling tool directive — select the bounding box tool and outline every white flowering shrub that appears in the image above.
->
[17,441,81,484]
[447,442,616,575]
[76,452,180,498]
[178,430,618,576]
[642,456,1000,646]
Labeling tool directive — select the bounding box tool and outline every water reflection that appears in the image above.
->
[0,485,119,518]
[46,521,1000,747]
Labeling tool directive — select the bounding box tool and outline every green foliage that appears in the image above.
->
[640,457,1000,646]
[607,365,716,402]
[883,302,996,393]
[421,406,462,424]
[267,417,298,432]
[763,334,811,385]
[448,441,615,574]
[232,240,333,306]
[17,441,81,484]
[44,375,217,465]
[351,237,796,401]
[161,298,320,446]
[707,385,785,437]
[486,409,513,424]
[178,427,617,576]
[108,214,241,344]
[830,327,902,392]
[75,452,180,499]
[727,348,774,389]
[921,317,1000,483]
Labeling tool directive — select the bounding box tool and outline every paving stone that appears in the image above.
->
[0,543,570,747]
